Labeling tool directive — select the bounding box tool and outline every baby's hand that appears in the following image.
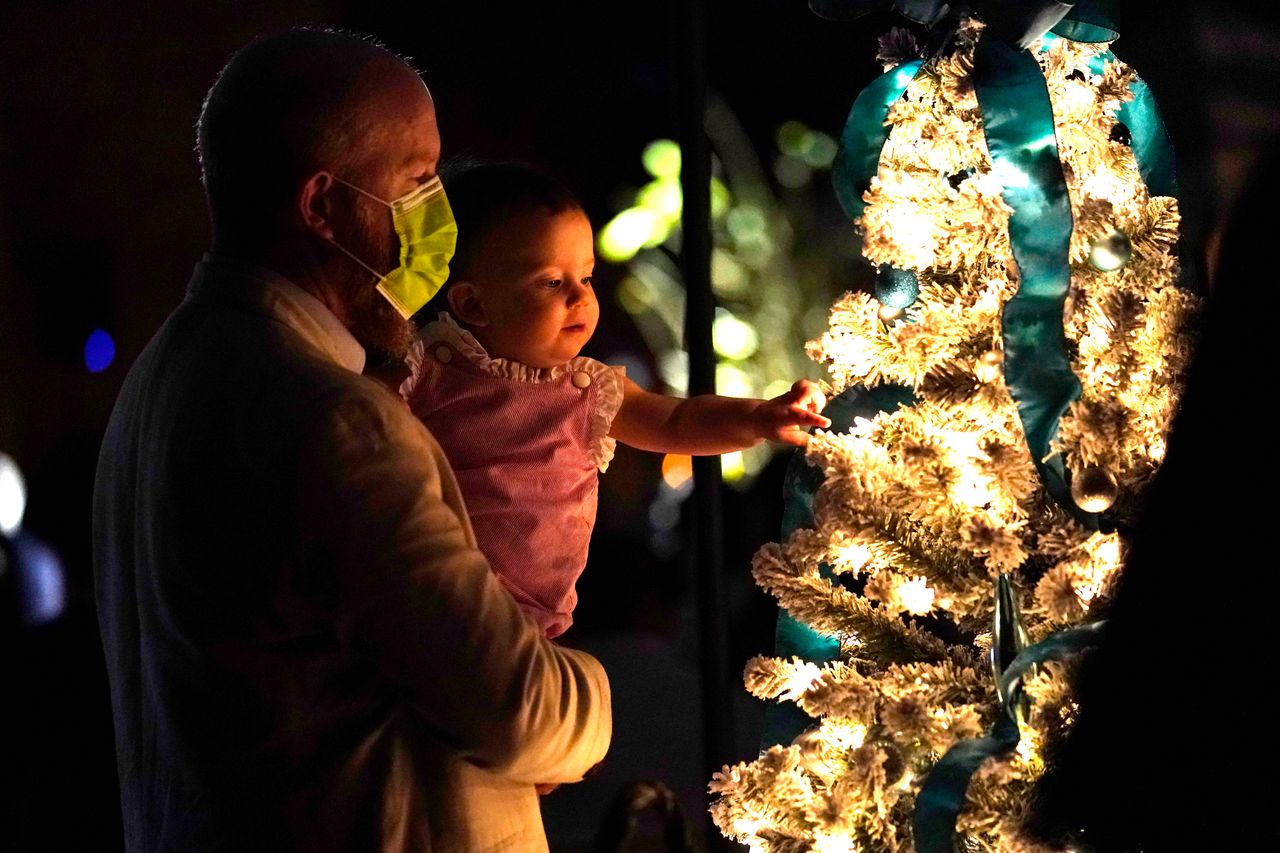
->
[756,380,830,447]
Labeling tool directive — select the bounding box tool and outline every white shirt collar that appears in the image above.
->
[201,253,367,374]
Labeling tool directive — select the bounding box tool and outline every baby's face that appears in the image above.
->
[468,207,599,368]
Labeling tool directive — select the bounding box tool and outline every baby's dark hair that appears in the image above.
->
[416,160,583,323]
[446,160,582,278]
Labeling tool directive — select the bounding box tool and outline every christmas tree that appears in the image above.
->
[709,10,1199,852]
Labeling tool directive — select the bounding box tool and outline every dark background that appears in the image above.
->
[1,2,1275,850]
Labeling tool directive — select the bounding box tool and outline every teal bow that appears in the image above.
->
[810,0,1114,46]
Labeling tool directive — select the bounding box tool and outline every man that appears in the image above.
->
[93,29,610,852]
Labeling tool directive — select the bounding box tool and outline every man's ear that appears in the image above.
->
[447,281,489,327]
[298,171,337,240]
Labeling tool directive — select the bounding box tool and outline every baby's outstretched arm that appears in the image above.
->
[610,377,830,455]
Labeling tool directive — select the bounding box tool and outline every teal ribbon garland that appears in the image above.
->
[808,0,950,26]
[1117,72,1178,200]
[972,37,1082,514]
[912,620,1108,852]
[1048,0,1118,43]
[1042,29,1178,201]
[833,60,925,224]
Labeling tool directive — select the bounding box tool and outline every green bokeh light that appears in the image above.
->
[801,132,837,169]
[713,310,760,361]
[776,121,837,170]
[776,121,810,156]
[726,205,767,242]
[711,249,747,295]
[642,139,682,180]
[716,363,755,398]
[637,179,683,219]
[598,208,666,262]
[775,155,814,189]
[710,179,731,219]
[616,276,650,315]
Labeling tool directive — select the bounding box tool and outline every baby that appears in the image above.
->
[397,162,828,638]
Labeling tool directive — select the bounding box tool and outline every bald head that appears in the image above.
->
[197,29,434,246]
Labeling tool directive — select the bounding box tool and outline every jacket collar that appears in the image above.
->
[187,253,367,374]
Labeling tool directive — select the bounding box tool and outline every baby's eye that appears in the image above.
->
[581,276,594,287]
[541,278,563,290]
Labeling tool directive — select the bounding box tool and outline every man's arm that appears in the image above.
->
[297,384,610,785]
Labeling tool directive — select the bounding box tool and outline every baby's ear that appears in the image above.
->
[447,281,488,327]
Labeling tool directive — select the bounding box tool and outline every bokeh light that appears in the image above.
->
[662,453,693,489]
[599,208,666,262]
[715,363,754,398]
[0,452,26,536]
[84,328,116,373]
[11,531,67,626]
[637,180,682,218]
[720,451,746,483]
[642,139,682,180]
[712,310,760,361]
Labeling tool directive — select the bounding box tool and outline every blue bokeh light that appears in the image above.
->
[84,329,116,373]
[11,531,67,626]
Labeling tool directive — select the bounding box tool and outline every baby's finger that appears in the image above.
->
[788,405,831,428]
[792,378,826,398]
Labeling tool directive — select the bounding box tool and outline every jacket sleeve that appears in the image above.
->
[296,382,611,785]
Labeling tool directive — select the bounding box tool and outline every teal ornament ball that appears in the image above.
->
[1088,227,1132,272]
[875,265,920,309]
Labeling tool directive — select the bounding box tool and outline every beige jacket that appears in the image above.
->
[93,255,610,852]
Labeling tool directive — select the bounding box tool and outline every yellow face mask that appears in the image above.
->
[329,175,458,318]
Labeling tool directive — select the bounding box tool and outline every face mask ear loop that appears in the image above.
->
[324,174,395,282]
[325,236,388,285]
[328,174,393,208]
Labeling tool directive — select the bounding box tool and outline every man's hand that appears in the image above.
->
[755,380,830,447]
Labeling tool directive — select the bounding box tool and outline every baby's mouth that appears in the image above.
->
[563,323,587,333]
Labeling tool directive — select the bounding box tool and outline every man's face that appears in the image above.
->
[330,71,441,359]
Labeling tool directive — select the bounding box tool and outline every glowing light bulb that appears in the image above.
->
[780,661,823,701]
[975,349,1003,383]
[833,543,872,572]
[878,302,904,322]
[1095,534,1121,566]
[896,576,935,615]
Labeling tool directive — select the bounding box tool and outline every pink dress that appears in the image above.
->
[400,314,624,638]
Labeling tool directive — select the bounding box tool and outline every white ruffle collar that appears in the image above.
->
[402,313,624,471]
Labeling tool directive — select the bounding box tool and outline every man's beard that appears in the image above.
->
[340,206,414,360]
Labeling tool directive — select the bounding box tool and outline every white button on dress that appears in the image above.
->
[572,371,592,389]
